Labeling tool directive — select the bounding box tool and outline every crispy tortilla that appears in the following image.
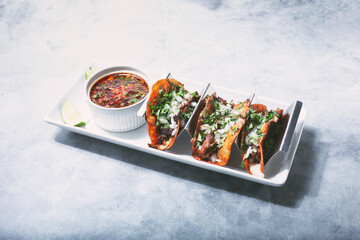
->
[146,79,183,150]
[241,104,283,177]
[146,78,199,150]
[192,93,249,166]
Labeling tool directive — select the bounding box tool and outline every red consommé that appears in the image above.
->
[90,73,149,108]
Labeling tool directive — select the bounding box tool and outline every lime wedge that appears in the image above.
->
[61,100,86,127]
[85,66,98,80]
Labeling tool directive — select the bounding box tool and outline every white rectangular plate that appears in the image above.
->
[45,69,307,187]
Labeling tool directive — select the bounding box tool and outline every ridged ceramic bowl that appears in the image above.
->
[85,66,150,132]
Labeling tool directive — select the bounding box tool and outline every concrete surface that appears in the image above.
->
[1,0,359,239]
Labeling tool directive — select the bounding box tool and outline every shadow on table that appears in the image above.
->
[54,126,326,208]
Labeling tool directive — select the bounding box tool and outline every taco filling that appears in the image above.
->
[240,104,283,178]
[192,93,249,166]
[146,79,199,150]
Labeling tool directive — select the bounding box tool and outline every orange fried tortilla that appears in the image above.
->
[192,94,250,166]
[241,104,283,177]
[146,78,199,151]
[146,79,183,150]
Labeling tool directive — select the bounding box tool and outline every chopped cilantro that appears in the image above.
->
[232,126,240,135]
[129,98,139,104]
[151,85,197,129]
[197,98,248,149]
[239,161,245,169]
[244,107,278,147]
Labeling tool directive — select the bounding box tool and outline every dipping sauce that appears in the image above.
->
[90,73,149,108]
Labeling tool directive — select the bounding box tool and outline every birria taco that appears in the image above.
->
[239,104,284,178]
[146,79,200,150]
[191,93,250,166]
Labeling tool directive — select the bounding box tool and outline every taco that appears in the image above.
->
[146,79,200,150]
[239,104,284,178]
[191,93,250,166]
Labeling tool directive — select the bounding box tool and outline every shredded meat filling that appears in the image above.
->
[192,95,228,161]
[158,127,172,143]
[156,94,199,143]
[198,132,217,160]
[181,94,200,114]
[247,146,261,164]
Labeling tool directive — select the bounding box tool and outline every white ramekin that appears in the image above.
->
[85,66,150,132]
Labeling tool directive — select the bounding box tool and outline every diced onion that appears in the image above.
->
[159,117,167,124]
[243,146,257,160]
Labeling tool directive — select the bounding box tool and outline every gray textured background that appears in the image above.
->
[1,0,359,239]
